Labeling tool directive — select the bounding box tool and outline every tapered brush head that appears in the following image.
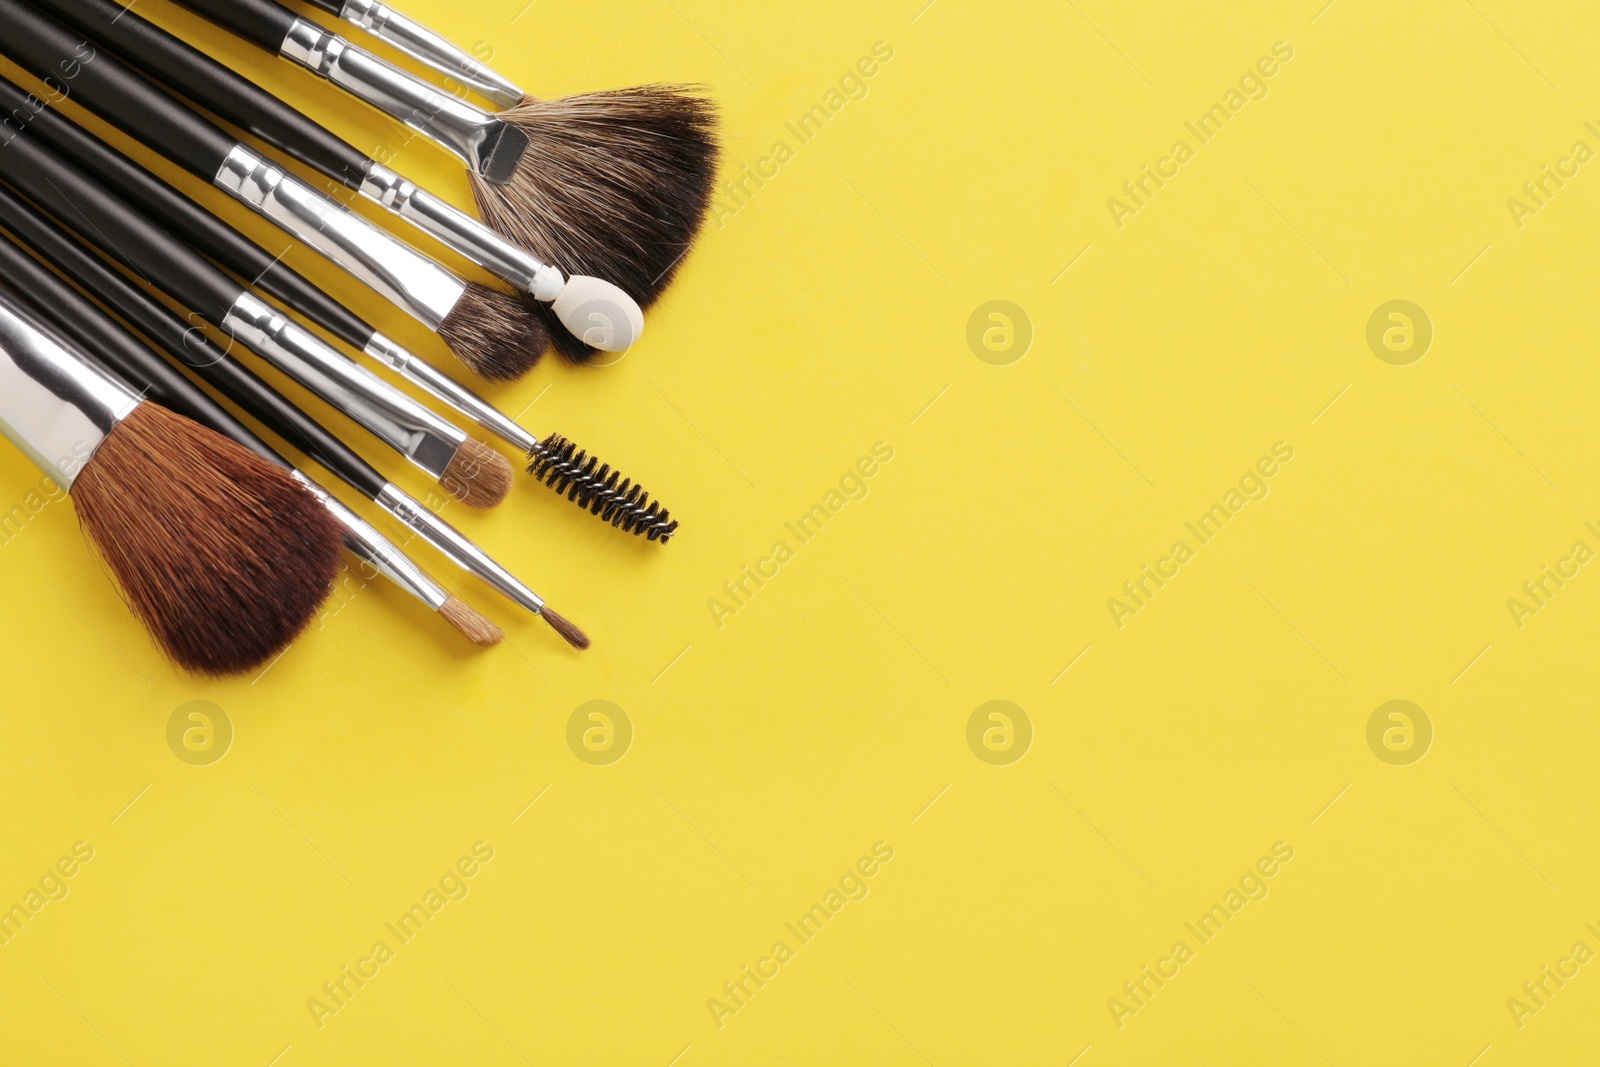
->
[527,433,677,542]
[441,596,503,647]
[438,282,552,381]
[471,85,720,361]
[70,404,342,675]
[541,607,590,650]
[440,438,514,509]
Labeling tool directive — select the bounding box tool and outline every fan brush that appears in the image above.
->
[160,0,716,354]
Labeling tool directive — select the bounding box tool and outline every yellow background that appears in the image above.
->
[1,0,1599,1062]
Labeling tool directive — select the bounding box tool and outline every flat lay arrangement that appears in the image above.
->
[0,0,718,673]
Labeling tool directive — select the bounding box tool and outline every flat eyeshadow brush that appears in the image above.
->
[31,0,648,362]
[0,287,345,675]
[0,120,517,510]
[122,0,717,320]
[0,182,587,648]
[1,79,674,542]
[0,0,637,377]
[0,227,502,647]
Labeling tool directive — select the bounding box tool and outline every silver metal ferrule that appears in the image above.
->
[0,292,138,488]
[364,333,536,452]
[280,18,520,181]
[222,292,466,479]
[338,0,524,110]
[359,163,563,299]
[214,144,467,329]
[375,482,546,616]
[296,471,449,611]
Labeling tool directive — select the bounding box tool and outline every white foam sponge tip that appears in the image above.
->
[550,276,645,352]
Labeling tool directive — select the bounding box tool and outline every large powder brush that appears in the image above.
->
[0,291,344,675]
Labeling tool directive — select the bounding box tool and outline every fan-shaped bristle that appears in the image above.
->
[438,282,551,381]
[526,433,678,542]
[440,438,514,509]
[472,85,720,361]
[440,595,503,647]
[541,607,590,650]
[70,404,342,675]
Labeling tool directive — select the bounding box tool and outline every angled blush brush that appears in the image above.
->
[151,0,718,325]
[27,0,645,362]
[0,184,587,648]
[0,122,516,510]
[0,0,629,378]
[0,229,502,647]
[0,288,345,674]
[2,82,675,541]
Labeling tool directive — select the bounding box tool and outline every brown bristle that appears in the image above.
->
[438,282,551,381]
[540,607,591,650]
[471,85,720,362]
[440,596,503,647]
[440,438,514,509]
[70,404,342,676]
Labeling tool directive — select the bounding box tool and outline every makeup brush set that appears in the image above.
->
[0,0,719,675]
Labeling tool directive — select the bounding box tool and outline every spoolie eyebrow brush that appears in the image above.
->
[0,120,518,510]
[0,76,675,542]
[0,226,503,648]
[29,0,647,362]
[0,183,588,649]
[0,0,642,377]
[104,0,717,335]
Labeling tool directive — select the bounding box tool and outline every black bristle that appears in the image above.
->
[527,434,678,543]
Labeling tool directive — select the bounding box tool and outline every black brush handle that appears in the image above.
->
[162,0,298,53]
[0,74,375,352]
[297,0,343,13]
[0,126,242,323]
[0,182,388,499]
[29,0,374,190]
[0,223,286,469]
[0,0,237,180]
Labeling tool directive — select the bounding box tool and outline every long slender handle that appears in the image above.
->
[160,0,299,52]
[0,224,283,469]
[0,183,389,499]
[0,0,235,179]
[0,127,468,479]
[0,72,374,352]
[0,120,240,322]
[332,0,524,109]
[30,0,374,190]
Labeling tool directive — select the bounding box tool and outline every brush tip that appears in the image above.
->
[72,404,344,676]
[439,283,551,381]
[441,439,514,509]
[541,607,591,650]
[440,596,504,646]
[550,275,644,352]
